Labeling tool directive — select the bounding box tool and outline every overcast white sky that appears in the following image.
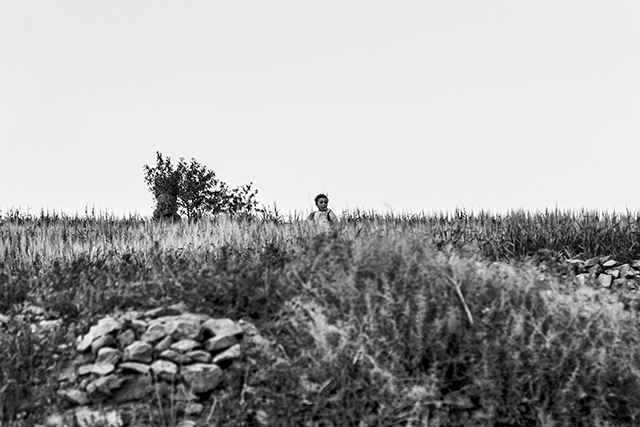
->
[1,1,640,217]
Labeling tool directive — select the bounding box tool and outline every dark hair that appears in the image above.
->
[314,194,328,203]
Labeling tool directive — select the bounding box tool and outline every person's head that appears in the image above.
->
[314,194,329,211]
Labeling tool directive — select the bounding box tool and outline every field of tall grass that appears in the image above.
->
[2,208,640,426]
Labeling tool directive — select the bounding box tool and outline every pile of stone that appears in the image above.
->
[568,257,640,290]
[57,303,252,420]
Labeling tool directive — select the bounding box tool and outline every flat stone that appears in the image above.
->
[96,348,122,366]
[130,319,148,333]
[151,360,179,381]
[154,335,174,353]
[159,349,192,365]
[123,341,153,364]
[180,363,223,394]
[598,274,613,288]
[78,363,115,376]
[204,335,238,353]
[58,388,90,406]
[144,307,167,318]
[166,302,189,315]
[186,349,212,363]
[141,322,168,343]
[168,319,202,341]
[76,317,121,352]
[119,362,151,375]
[212,344,241,364]
[170,339,201,353]
[75,407,122,427]
[603,259,618,268]
[86,374,125,397]
[202,318,243,339]
[117,329,136,349]
[114,375,153,403]
[91,334,116,356]
[584,257,601,268]
[607,269,620,279]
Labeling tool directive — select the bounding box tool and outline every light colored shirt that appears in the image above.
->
[308,209,338,223]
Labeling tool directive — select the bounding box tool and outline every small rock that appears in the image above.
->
[91,334,116,356]
[159,349,192,365]
[74,406,122,427]
[76,317,121,352]
[171,339,201,353]
[113,375,153,403]
[150,360,178,381]
[619,263,631,278]
[0,313,9,324]
[607,269,620,279]
[168,319,202,341]
[44,412,68,427]
[176,421,196,427]
[186,349,212,363]
[123,341,153,364]
[205,335,238,353]
[166,302,189,315]
[602,259,618,268]
[96,348,122,366]
[119,362,152,375]
[202,318,243,339]
[212,343,241,364]
[78,363,115,376]
[144,307,167,318]
[130,319,148,333]
[584,257,601,268]
[154,335,174,353]
[181,363,223,394]
[141,322,168,343]
[117,329,136,349]
[57,366,78,383]
[58,389,90,406]
[598,274,613,288]
[86,375,125,398]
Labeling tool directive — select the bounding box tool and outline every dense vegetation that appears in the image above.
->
[2,208,640,426]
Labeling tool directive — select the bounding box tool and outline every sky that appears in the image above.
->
[1,0,640,217]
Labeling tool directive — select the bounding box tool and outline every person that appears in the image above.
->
[308,194,338,225]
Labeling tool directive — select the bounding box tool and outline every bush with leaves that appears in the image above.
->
[143,151,259,220]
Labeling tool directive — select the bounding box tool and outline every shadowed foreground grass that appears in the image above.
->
[2,211,640,426]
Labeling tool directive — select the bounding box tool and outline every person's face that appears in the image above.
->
[315,198,328,211]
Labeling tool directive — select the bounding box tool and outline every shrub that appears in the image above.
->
[143,151,259,220]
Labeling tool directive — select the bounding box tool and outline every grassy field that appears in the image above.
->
[2,209,640,426]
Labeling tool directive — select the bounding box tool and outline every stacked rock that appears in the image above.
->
[569,257,640,290]
[59,304,246,411]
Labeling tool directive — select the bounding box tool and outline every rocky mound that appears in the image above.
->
[50,303,266,427]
